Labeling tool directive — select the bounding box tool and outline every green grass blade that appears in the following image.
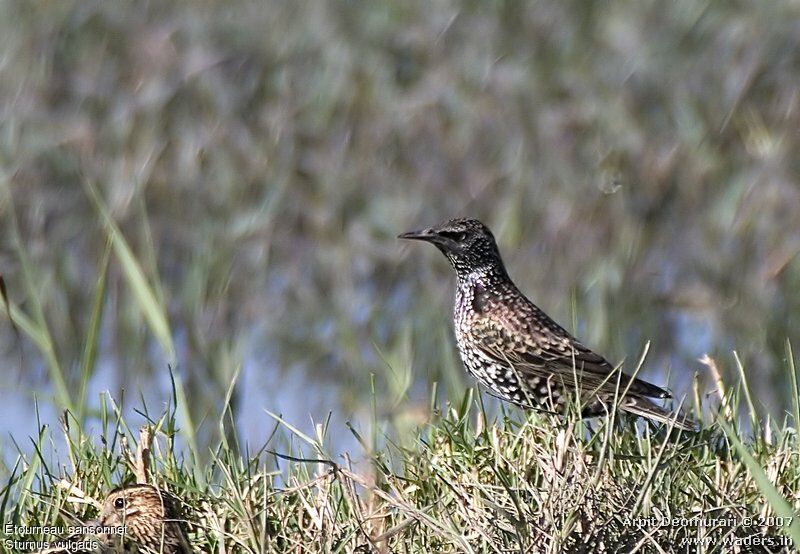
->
[77,239,112,421]
[733,351,758,430]
[264,409,320,450]
[719,419,800,547]
[786,340,799,430]
[168,368,201,479]
[83,180,175,361]
[220,363,242,451]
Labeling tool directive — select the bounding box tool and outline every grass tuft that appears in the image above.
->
[2,380,798,552]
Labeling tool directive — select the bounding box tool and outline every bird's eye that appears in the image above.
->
[439,231,466,242]
[114,497,125,510]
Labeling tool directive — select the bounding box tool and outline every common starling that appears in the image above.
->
[96,484,192,553]
[400,218,694,430]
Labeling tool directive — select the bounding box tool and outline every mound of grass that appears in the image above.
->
[2,380,798,553]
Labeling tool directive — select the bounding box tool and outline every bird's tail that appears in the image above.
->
[620,396,697,432]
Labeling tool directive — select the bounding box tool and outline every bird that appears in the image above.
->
[399,218,694,431]
[94,484,192,553]
[36,484,192,554]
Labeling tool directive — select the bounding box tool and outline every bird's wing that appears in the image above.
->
[470,306,669,399]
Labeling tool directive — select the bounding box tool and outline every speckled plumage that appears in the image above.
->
[400,218,693,430]
[97,484,191,553]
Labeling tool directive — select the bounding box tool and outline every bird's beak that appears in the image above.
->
[398,228,437,242]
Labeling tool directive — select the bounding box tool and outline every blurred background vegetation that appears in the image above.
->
[0,0,799,456]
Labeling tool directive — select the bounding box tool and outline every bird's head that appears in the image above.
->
[399,218,506,277]
[100,484,164,524]
[98,484,188,551]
